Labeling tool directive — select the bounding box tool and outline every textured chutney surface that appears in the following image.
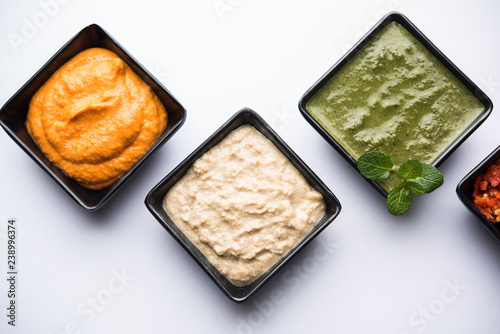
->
[306,22,484,190]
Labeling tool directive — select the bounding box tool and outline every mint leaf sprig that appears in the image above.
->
[357,152,444,215]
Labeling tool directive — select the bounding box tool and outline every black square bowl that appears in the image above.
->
[456,146,500,242]
[145,108,341,303]
[0,24,186,210]
[299,11,493,198]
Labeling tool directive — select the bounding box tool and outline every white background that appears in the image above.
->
[1,0,499,333]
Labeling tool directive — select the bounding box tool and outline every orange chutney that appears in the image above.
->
[26,48,167,190]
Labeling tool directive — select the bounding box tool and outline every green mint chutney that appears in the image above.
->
[306,21,484,191]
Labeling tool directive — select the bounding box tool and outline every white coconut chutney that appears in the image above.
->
[163,125,325,286]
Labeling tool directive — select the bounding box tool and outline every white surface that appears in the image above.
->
[1,0,499,333]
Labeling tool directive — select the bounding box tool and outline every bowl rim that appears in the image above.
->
[456,145,500,242]
[298,11,493,198]
[0,23,186,210]
[144,107,342,303]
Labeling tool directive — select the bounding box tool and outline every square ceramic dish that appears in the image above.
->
[456,146,500,242]
[299,12,493,198]
[0,24,186,210]
[145,108,341,303]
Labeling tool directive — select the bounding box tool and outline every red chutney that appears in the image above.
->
[473,159,500,222]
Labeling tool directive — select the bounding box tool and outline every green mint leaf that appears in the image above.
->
[398,160,423,179]
[387,183,412,216]
[411,163,444,193]
[357,151,393,181]
[406,180,425,196]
